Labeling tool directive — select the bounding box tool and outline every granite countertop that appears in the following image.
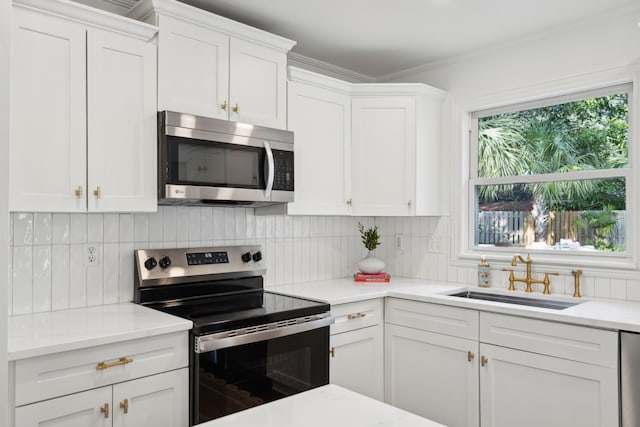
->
[7,302,193,361]
[196,384,445,427]
[271,277,640,333]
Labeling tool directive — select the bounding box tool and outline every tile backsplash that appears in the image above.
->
[7,208,449,315]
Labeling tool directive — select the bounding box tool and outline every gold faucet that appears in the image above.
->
[571,269,582,298]
[502,254,559,294]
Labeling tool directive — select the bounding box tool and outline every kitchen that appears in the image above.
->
[2,0,640,426]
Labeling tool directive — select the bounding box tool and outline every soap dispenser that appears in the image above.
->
[478,256,490,287]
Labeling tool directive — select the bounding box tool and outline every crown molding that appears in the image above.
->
[287,52,375,83]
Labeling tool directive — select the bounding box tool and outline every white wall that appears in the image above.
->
[386,6,640,297]
[1,0,10,423]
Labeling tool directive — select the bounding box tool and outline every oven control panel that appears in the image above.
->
[187,251,229,266]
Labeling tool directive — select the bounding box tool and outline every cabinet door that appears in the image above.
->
[10,7,87,212]
[330,325,383,401]
[351,96,416,216]
[229,38,287,129]
[385,324,479,427]
[87,28,157,212]
[113,368,188,427]
[287,81,351,215]
[157,14,229,120]
[15,386,111,427]
[480,343,618,427]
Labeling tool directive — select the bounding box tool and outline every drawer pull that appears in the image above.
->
[347,313,366,320]
[468,351,475,362]
[96,357,133,371]
[100,402,109,418]
[120,398,129,414]
[330,347,335,358]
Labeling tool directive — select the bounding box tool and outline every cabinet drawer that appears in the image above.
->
[15,331,188,406]
[480,312,617,367]
[385,298,478,340]
[331,299,383,335]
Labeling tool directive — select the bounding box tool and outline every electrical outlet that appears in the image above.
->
[395,234,404,251]
[86,245,99,266]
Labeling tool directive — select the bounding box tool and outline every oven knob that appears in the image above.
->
[252,251,262,262]
[144,257,157,270]
[241,251,252,263]
[159,256,172,269]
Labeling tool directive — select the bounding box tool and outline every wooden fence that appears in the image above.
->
[477,210,626,249]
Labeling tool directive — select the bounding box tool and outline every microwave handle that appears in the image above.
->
[264,141,274,199]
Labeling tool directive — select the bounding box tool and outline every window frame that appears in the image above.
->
[461,81,637,270]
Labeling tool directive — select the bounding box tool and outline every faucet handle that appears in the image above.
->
[541,272,559,295]
[571,269,583,298]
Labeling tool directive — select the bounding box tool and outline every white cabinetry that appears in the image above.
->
[286,68,352,215]
[329,299,384,400]
[12,332,189,427]
[385,298,619,427]
[132,0,294,129]
[10,0,157,212]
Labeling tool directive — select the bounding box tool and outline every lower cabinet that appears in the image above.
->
[384,298,619,427]
[14,368,188,427]
[329,299,384,400]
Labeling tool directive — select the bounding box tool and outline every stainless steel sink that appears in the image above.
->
[449,290,581,310]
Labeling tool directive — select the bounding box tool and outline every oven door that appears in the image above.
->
[191,316,332,425]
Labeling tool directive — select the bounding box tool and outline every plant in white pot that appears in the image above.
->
[357,222,385,274]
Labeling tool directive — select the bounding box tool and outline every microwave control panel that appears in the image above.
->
[273,150,294,191]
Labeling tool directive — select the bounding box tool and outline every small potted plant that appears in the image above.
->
[357,222,385,274]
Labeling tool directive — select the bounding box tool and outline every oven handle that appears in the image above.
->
[195,313,334,353]
[264,141,274,199]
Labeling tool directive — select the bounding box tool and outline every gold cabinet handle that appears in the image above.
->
[346,198,352,206]
[220,100,228,111]
[468,351,475,362]
[330,347,335,358]
[93,186,102,199]
[481,356,488,367]
[408,200,412,207]
[96,357,133,371]
[347,313,366,320]
[74,186,83,198]
[120,399,129,414]
[100,402,109,418]
[232,103,239,113]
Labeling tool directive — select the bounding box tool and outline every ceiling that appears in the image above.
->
[80,0,639,79]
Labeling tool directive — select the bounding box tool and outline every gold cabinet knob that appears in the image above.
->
[346,198,352,206]
[232,103,239,113]
[468,351,475,362]
[407,200,412,207]
[329,347,335,358]
[120,399,129,414]
[220,100,228,111]
[100,402,109,418]
[481,356,488,367]
[74,186,83,198]
[93,186,102,199]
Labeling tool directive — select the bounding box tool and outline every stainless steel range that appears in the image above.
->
[133,245,333,425]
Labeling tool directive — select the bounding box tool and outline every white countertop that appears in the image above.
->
[196,384,445,427]
[271,277,640,333]
[7,302,192,361]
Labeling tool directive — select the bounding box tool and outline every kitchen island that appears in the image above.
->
[196,384,445,427]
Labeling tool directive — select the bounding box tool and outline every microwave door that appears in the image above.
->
[264,141,274,200]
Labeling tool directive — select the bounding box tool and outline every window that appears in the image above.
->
[469,84,631,256]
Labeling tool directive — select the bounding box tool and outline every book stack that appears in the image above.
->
[354,272,390,283]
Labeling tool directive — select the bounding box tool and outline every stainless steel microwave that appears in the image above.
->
[158,111,294,206]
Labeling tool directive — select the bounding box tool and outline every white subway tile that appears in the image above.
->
[103,243,119,305]
[265,240,276,286]
[52,213,70,244]
[119,243,135,302]
[134,213,150,243]
[51,245,70,311]
[200,207,213,240]
[224,208,236,240]
[309,238,319,281]
[580,276,595,297]
[212,208,225,240]
[593,277,611,298]
[627,279,640,302]
[301,239,311,283]
[70,213,87,244]
[103,213,120,243]
[7,248,12,316]
[14,213,33,246]
[317,217,328,237]
[610,278,627,300]
[245,211,256,239]
[293,240,303,284]
[308,217,319,238]
[12,246,33,315]
[118,214,134,243]
[32,246,52,313]
[284,215,294,239]
[162,206,177,242]
[86,244,104,307]
[69,244,86,308]
[275,240,286,284]
[148,210,163,242]
[265,216,276,239]
[293,217,303,238]
[275,215,285,238]
[87,214,104,242]
[188,207,201,241]
[235,208,247,239]
[33,213,52,245]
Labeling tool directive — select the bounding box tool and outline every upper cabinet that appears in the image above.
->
[277,67,447,217]
[10,0,158,213]
[130,0,295,129]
